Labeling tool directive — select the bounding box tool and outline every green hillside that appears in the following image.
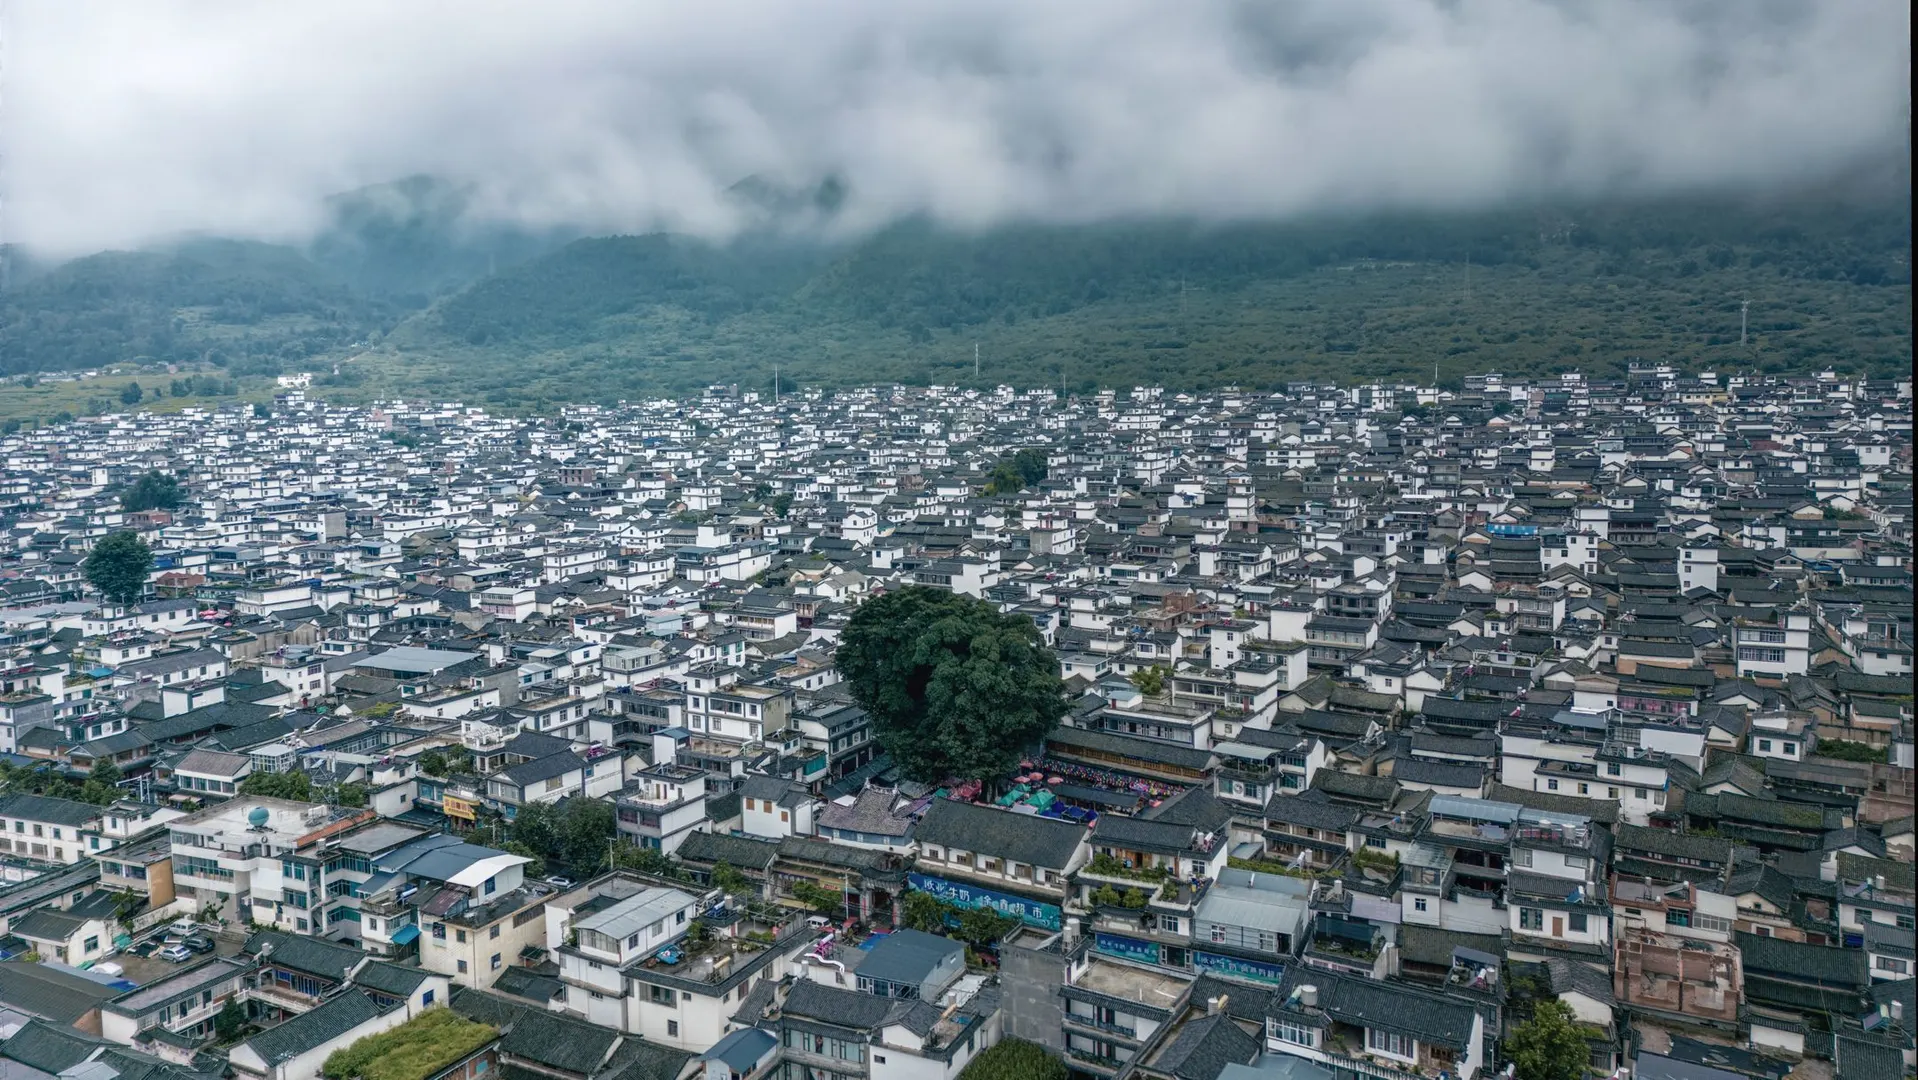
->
[0,181,1907,408]
[354,193,1910,405]
[0,239,391,377]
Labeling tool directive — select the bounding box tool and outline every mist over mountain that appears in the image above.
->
[5,1,1908,255]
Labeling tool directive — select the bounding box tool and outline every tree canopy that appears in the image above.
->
[836,586,1067,784]
[510,797,618,876]
[83,531,154,605]
[1507,999,1590,1080]
[121,470,184,512]
[239,770,314,801]
[958,1038,1066,1080]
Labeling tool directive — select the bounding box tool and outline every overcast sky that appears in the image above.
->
[5,0,1909,254]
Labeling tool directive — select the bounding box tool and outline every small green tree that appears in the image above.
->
[510,801,563,860]
[121,470,184,512]
[214,997,247,1041]
[984,460,1025,495]
[1011,448,1049,486]
[90,758,123,787]
[239,770,313,801]
[771,492,795,518]
[335,783,369,808]
[84,531,155,605]
[418,751,449,778]
[1129,665,1169,696]
[902,891,952,933]
[501,840,547,878]
[790,880,845,918]
[560,799,617,872]
[119,382,143,406]
[959,1037,1065,1080]
[712,861,754,897]
[1507,999,1589,1080]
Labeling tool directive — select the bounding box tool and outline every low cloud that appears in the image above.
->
[5,0,1908,254]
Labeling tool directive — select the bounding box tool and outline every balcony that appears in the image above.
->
[1065,1044,1126,1075]
[1064,1010,1140,1041]
[1081,853,1173,886]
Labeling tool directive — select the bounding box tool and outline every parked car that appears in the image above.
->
[544,876,576,890]
[166,919,199,937]
[128,941,158,958]
[91,961,125,977]
[156,945,193,962]
[183,935,216,955]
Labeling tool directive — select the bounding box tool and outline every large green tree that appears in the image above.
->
[1507,999,1590,1080]
[84,531,155,605]
[836,586,1067,784]
[121,470,184,512]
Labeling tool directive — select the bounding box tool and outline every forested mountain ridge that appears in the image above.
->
[0,176,1909,404]
[364,191,1911,405]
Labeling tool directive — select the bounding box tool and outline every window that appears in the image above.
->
[1365,837,1386,849]
[1520,908,1544,931]
[1546,779,1560,791]
[485,877,497,896]
[490,925,501,939]
[84,936,99,952]
[1368,1029,1414,1058]
[650,985,676,1005]
[422,989,435,1006]
[1210,925,1227,943]
[1758,739,1773,752]
[458,960,468,973]
[1277,1022,1318,1048]
[1159,916,1180,934]
[667,1020,679,1038]
[1565,854,1588,870]
[1877,957,1911,974]
[1414,898,1428,912]
[1694,913,1731,934]
[1607,762,1621,776]
[1513,848,1533,868]
[432,924,446,940]
[1608,787,1619,799]
[457,929,468,943]
[1568,914,1588,933]
[491,953,502,970]
[1577,783,1590,795]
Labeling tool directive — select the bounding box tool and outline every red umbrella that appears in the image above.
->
[1048,776,1064,785]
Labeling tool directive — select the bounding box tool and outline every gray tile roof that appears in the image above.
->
[240,989,385,1068]
[914,798,1087,869]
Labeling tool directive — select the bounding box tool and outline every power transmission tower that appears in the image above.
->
[973,343,980,381]
[1739,299,1750,348]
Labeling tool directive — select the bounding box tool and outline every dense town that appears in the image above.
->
[0,366,1911,1080]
